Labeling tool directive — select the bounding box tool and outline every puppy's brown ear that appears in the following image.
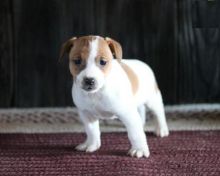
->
[105,37,122,62]
[59,37,77,61]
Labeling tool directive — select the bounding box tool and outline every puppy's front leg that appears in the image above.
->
[75,111,101,152]
[118,109,150,158]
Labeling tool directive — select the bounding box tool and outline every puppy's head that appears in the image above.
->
[60,35,122,93]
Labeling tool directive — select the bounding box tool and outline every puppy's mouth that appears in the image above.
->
[81,84,99,93]
[82,85,96,92]
[82,87,100,94]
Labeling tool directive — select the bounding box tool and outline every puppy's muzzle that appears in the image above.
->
[82,77,97,91]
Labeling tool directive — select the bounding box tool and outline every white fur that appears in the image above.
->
[72,38,169,158]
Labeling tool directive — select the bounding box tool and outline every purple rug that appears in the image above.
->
[0,131,219,175]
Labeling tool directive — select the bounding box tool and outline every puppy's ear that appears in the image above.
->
[59,37,77,61]
[105,37,122,62]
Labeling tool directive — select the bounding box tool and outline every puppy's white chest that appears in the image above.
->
[72,86,114,119]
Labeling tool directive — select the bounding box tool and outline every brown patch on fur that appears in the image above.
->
[105,37,122,62]
[59,37,77,60]
[68,36,96,77]
[120,62,139,95]
[95,38,113,76]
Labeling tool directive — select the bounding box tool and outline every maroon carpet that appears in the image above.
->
[0,131,220,176]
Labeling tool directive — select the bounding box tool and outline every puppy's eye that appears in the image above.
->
[100,59,107,66]
[73,59,82,65]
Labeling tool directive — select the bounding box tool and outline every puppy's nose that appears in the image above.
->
[82,77,97,91]
[84,77,95,86]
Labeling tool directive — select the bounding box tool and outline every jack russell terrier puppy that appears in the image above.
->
[60,35,169,158]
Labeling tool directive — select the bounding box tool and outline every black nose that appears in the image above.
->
[83,77,96,86]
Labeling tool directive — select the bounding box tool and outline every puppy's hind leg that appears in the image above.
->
[146,91,169,137]
[138,104,146,127]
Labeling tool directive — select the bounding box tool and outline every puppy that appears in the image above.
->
[60,35,169,158]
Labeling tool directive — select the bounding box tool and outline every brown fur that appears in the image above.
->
[68,36,93,77]
[105,37,122,62]
[59,37,77,60]
[95,38,113,76]
[120,62,139,95]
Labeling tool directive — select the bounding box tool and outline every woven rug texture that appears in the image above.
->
[0,131,220,176]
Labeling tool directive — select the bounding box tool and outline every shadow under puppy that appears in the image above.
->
[60,35,169,158]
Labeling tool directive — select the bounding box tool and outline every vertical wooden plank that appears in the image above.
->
[13,0,73,107]
[150,1,177,104]
[0,0,14,107]
[176,0,220,103]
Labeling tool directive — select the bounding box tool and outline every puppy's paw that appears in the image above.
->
[128,147,150,158]
[75,141,101,153]
[155,126,169,137]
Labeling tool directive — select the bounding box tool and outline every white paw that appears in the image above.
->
[75,141,101,153]
[155,126,169,137]
[128,147,150,158]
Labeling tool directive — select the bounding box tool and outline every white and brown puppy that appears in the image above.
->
[60,35,169,158]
